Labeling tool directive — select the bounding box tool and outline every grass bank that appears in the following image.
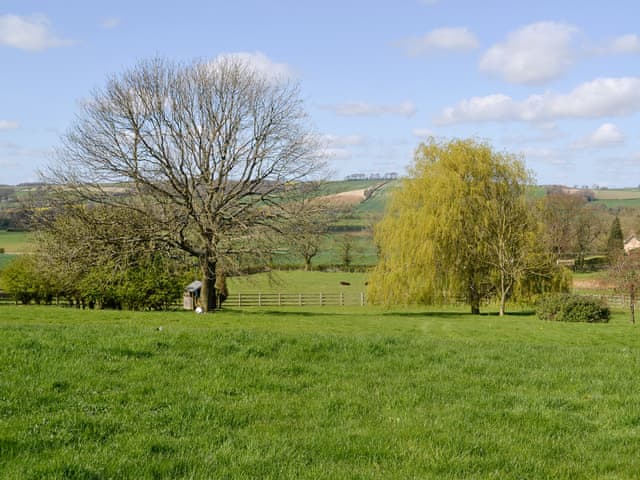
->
[1,306,639,478]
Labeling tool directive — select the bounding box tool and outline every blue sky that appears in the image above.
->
[1,0,639,186]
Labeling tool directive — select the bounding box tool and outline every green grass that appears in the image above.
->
[592,198,640,208]
[593,188,640,200]
[272,234,378,268]
[2,305,640,478]
[229,270,369,292]
[0,230,31,254]
[0,253,16,271]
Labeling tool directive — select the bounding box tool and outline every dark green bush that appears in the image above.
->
[536,293,610,323]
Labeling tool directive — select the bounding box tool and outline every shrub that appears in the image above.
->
[536,293,610,323]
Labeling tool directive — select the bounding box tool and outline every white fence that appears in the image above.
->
[224,292,367,307]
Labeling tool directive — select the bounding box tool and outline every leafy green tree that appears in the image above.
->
[368,138,563,315]
[607,216,624,264]
[0,255,55,304]
[33,204,188,310]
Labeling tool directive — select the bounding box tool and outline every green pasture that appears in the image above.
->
[0,253,16,271]
[594,188,640,200]
[2,305,640,479]
[0,230,31,254]
[229,270,369,293]
[592,198,640,208]
[591,188,640,208]
[272,233,378,268]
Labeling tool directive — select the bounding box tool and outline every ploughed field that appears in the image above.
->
[1,305,639,479]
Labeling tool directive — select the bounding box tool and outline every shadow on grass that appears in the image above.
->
[223,308,342,317]
[233,308,481,318]
[223,307,536,318]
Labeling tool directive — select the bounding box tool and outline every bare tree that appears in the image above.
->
[609,250,640,324]
[46,57,324,311]
[285,182,333,270]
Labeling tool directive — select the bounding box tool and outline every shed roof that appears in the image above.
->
[184,280,202,293]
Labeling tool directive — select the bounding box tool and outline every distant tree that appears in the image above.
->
[287,183,332,271]
[337,234,355,270]
[607,217,625,263]
[573,204,606,271]
[46,56,324,312]
[609,250,640,323]
[540,191,586,258]
[368,138,563,315]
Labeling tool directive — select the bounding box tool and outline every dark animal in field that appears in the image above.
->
[340,281,351,286]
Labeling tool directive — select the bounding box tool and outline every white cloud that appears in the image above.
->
[325,101,416,117]
[101,17,121,29]
[607,34,640,54]
[436,77,640,124]
[401,27,479,56]
[323,148,352,161]
[412,128,436,138]
[0,120,20,130]
[322,134,366,147]
[574,123,625,148]
[479,21,578,84]
[0,14,73,51]
[213,52,296,80]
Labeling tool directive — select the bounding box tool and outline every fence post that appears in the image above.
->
[258,293,262,307]
[278,293,281,306]
[299,293,302,306]
[320,293,323,306]
[360,292,365,306]
[238,293,241,307]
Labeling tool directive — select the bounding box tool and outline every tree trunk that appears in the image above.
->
[304,256,312,271]
[199,256,218,313]
[499,274,507,316]
[469,286,481,314]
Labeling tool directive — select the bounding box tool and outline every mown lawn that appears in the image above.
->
[1,306,639,479]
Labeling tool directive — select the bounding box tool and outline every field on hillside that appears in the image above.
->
[592,188,640,208]
[2,305,640,479]
[0,230,31,254]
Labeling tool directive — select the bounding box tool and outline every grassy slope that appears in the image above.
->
[1,306,640,479]
[0,231,31,254]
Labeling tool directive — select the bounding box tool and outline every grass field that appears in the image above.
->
[1,305,639,479]
[591,188,640,208]
[0,230,31,254]
[0,254,16,271]
[229,270,369,292]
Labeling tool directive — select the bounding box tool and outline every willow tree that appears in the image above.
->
[46,57,323,312]
[368,138,561,315]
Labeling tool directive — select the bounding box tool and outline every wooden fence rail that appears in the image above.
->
[224,292,367,307]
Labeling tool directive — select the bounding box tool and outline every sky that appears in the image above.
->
[1,0,640,187]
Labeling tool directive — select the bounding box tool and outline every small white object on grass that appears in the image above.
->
[195,307,203,314]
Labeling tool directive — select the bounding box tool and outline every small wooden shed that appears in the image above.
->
[183,280,202,310]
